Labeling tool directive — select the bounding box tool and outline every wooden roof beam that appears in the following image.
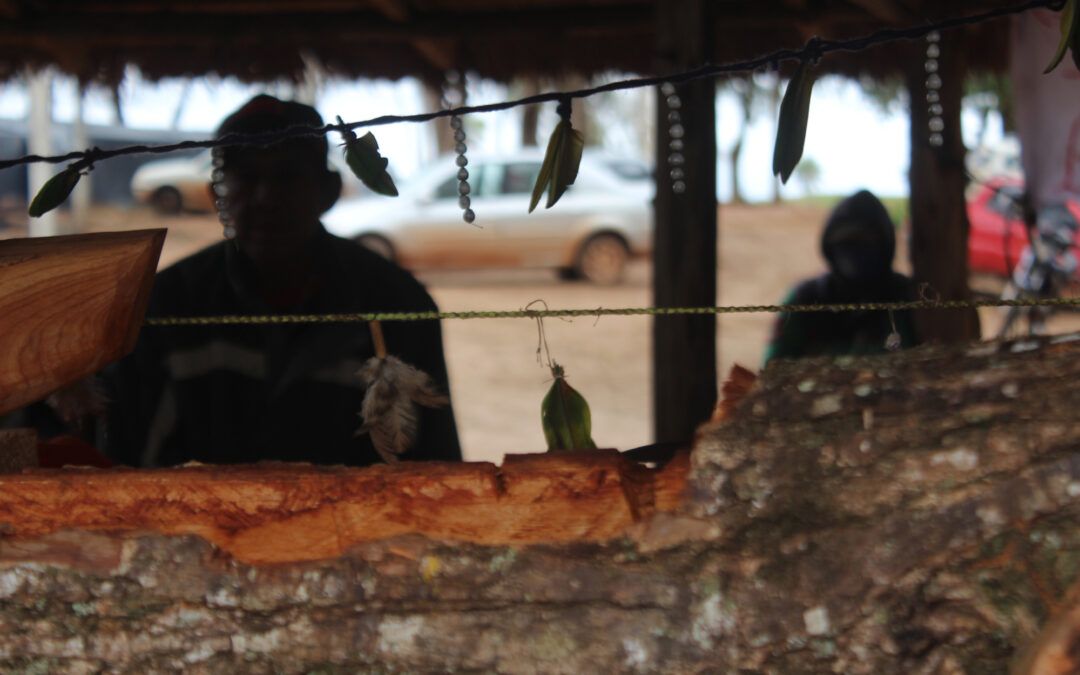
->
[844,0,909,24]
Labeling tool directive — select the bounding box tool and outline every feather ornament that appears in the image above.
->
[356,355,449,463]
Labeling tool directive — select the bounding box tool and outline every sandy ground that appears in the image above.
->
[6,203,1077,463]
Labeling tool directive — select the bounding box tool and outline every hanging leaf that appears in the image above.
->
[541,363,597,451]
[337,116,398,197]
[772,60,816,185]
[529,119,584,213]
[356,355,449,463]
[28,167,81,217]
[1045,0,1080,73]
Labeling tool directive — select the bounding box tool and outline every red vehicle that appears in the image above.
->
[967,176,1080,279]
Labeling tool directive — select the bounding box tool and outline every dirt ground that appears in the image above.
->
[6,203,1076,463]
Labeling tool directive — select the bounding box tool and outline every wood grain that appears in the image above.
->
[0,450,691,564]
[0,229,165,415]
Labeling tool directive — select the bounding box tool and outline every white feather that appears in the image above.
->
[356,356,449,463]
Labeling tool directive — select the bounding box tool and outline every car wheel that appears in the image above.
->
[357,234,396,262]
[574,233,628,285]
[151,186,182,214]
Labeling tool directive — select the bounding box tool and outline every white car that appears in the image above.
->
[322,149,653,284]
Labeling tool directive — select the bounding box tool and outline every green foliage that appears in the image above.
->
[27,167,80,217]
[772,61,815,185]
[336,117,398,197]
[541,363,597,451]
[1045,0,1079,73]
[530,118,584,212]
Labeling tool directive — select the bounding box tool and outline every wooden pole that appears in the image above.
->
[906,34,980,343]
[71,83,91,231]
[652,0,717,444]
[26,69,59,237]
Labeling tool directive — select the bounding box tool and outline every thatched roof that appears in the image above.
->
[0,0,1018,86]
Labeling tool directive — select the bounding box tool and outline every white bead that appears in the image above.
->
[453,129,466,142]
[669,139,684,152]
[924,59,938,73]
[926,90,940,104]
[928,117,944,132]
[926,74,942,90]
[926,30,940,43]
[670,167,685,180]
[672,180,686,194]
[666,95,682,109]
[668,153,685,166]
[667,111,681,123]
[669,124,684,139]
[928,103,943,116]
[926,44,940,59]
[929,133,944,147]
[660,82,676,96]
[450,116,462,130]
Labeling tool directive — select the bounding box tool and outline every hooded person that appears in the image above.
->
[762,189,921,364]
[102,94,462,467]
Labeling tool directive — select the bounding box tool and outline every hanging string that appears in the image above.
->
[143,294,1080,327]
[0,0,1053,172]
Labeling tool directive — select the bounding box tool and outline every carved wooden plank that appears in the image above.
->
[0,449,691,564]
[0,229,165,415]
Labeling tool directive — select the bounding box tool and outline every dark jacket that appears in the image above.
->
[103,228,461,467]
[763,190,921,363]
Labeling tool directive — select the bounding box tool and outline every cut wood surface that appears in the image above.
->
[0,229,165,415]
[0,449,690,564]
[1,335,1080,672]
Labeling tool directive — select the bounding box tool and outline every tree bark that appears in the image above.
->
[652,0,718,445]
[907,36,981,344]
[2,335,1080,671]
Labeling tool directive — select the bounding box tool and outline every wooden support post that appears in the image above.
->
[652,0,717,443]
[26,68,59,237]
[71,84,91,231]
[906,35,980,343]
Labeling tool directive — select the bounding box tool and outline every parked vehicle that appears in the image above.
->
[130,149,371,214]
[966,176,1080,336]
[967,177,1080,279]
[321,150,654,284]
[130,149,215,213]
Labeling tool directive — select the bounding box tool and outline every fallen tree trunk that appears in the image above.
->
[2,334,1080,672]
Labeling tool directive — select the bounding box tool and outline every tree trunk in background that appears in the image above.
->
[422,83,457,156]
[518,78,540,147]
[907,36,980,343]
[652,0,718,445]
[27,69,59,237]
[2,337,1080,671]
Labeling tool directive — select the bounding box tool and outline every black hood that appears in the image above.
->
[821,190,896,282]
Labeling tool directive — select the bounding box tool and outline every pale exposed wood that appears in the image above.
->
[0,229,165,416]
[0,449,690,564]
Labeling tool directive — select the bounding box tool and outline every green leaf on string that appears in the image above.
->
[28,167,81,218]
[541,363,597,451]
[772,60,816,185]
[337,116,398,197]
[529,118,584,213]
[1045,0,1079,73]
